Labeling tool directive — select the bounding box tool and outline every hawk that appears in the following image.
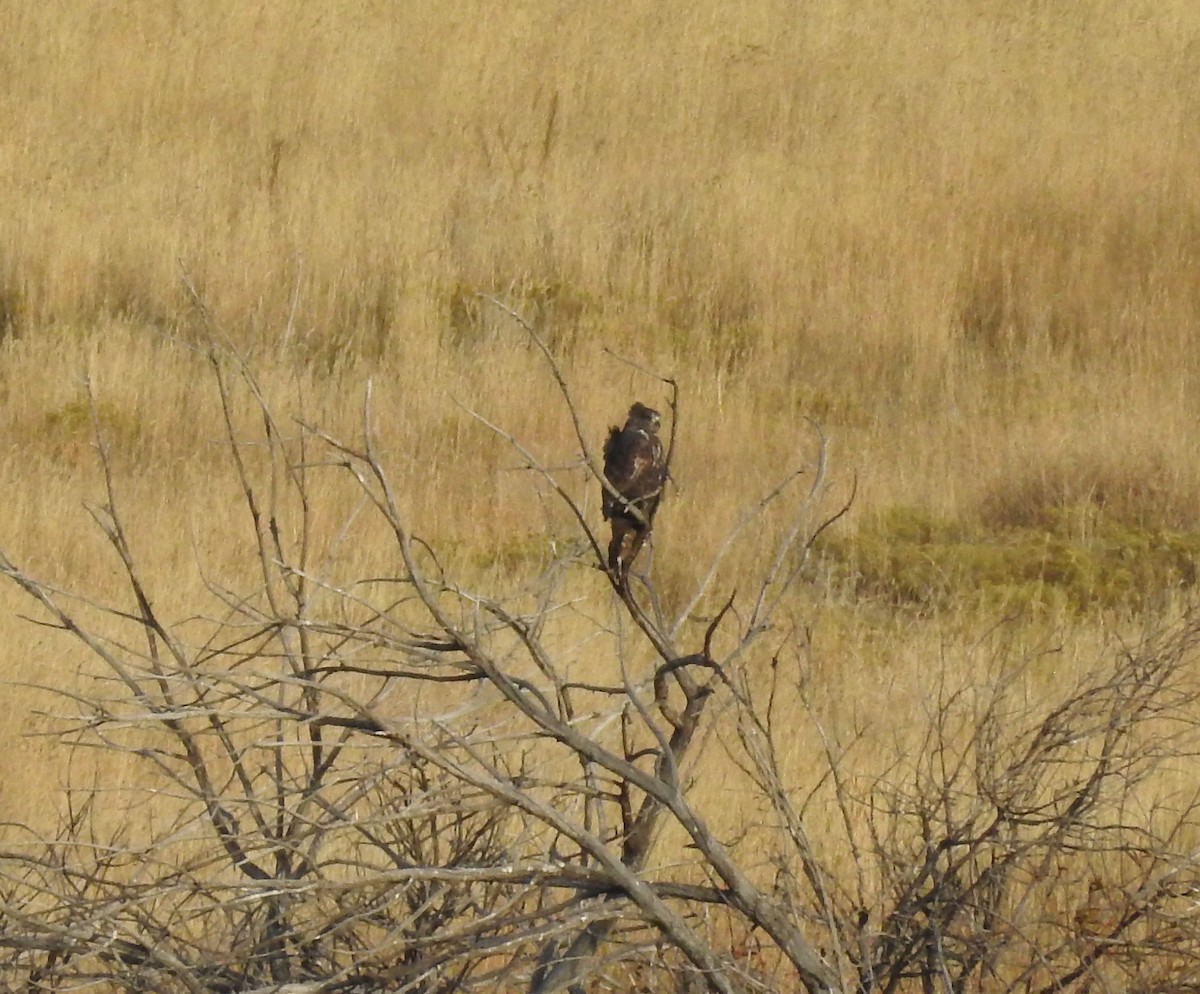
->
[602,402,667,583]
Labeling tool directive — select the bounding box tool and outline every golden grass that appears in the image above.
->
[2,0,1200,882]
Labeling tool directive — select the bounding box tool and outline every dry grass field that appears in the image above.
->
[2,0,1200,954]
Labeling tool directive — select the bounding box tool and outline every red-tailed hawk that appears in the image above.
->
[602,402,666,583]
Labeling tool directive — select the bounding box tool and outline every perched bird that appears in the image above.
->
[602,402,667,585]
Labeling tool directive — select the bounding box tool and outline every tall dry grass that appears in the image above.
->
[2,0,1200,839]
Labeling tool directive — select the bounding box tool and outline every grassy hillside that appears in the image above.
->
[1,0,1199,834]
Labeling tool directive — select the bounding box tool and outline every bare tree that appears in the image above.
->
[0,312,1198,994]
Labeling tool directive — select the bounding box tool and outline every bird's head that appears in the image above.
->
[627,402,661,432]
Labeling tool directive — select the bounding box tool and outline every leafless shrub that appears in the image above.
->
[734,621,1200,994]
[0,307,1198,994]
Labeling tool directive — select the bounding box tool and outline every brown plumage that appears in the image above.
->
[602,402,666,583]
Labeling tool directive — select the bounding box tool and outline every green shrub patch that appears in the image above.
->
[823,505,1200,615]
